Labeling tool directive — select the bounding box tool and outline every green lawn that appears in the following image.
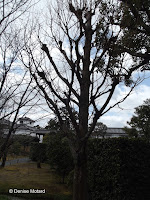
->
[0,162,72,200]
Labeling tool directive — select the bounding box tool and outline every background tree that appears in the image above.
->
[45,118,60,132]
[0,0,34,104]
[0,79,37,166]
[13,135,39,152]
[123,126,138,138]
[0,0,39,166]
[90,122,107,138]
[22,0,150,199]
[30,142,47,168]
[126,99,150,140]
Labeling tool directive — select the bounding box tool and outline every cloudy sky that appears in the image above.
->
[100,79,150,127]
[1,0,150,129]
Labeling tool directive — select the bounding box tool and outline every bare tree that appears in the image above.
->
[0,0,37,116]
[0,0,40,166]
[22,0,149,199]
[0,0,35,37]
[0,78,34,166]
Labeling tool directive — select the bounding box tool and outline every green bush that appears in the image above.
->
[14,135,39,150]
[7,135,39,156]
[30,142,47,163]
[45,134,74,183]
[8,141,21,155]
[88,138,150,200]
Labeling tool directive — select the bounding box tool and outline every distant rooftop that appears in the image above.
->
[18,117,35,122]
[106,128,125,134]
[92,127,127,138]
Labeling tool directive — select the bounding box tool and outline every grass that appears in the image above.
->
[0,162,72,200]
[0,196,9,200]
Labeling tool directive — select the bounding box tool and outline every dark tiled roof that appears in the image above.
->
[35,129,51,135]
[106,128,125,134]
[92,127,127,137]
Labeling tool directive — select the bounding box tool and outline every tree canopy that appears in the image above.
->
[117,0,150,71]
[126,99,150,140]
[45,118,60,131]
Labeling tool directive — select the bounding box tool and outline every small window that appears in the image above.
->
[20,121,23,124]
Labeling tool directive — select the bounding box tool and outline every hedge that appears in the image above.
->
[88,138,150,200]
[30,138,150,199]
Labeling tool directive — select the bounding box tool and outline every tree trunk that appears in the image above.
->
[37,161,41,168]
[73,148,89,200]
[1,149,8,168]
[1,153,6,167]
[62,172,66,184]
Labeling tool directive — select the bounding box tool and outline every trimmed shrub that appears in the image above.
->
[88,138,150,200]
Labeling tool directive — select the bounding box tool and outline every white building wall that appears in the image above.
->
[15,129,31,135]
[19,121,34,127]
[39,135,43,143]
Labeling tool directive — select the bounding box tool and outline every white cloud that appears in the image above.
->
[100,115,129,127]
[99,83,150,127]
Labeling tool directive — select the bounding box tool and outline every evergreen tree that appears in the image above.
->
[127,99,150,140]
